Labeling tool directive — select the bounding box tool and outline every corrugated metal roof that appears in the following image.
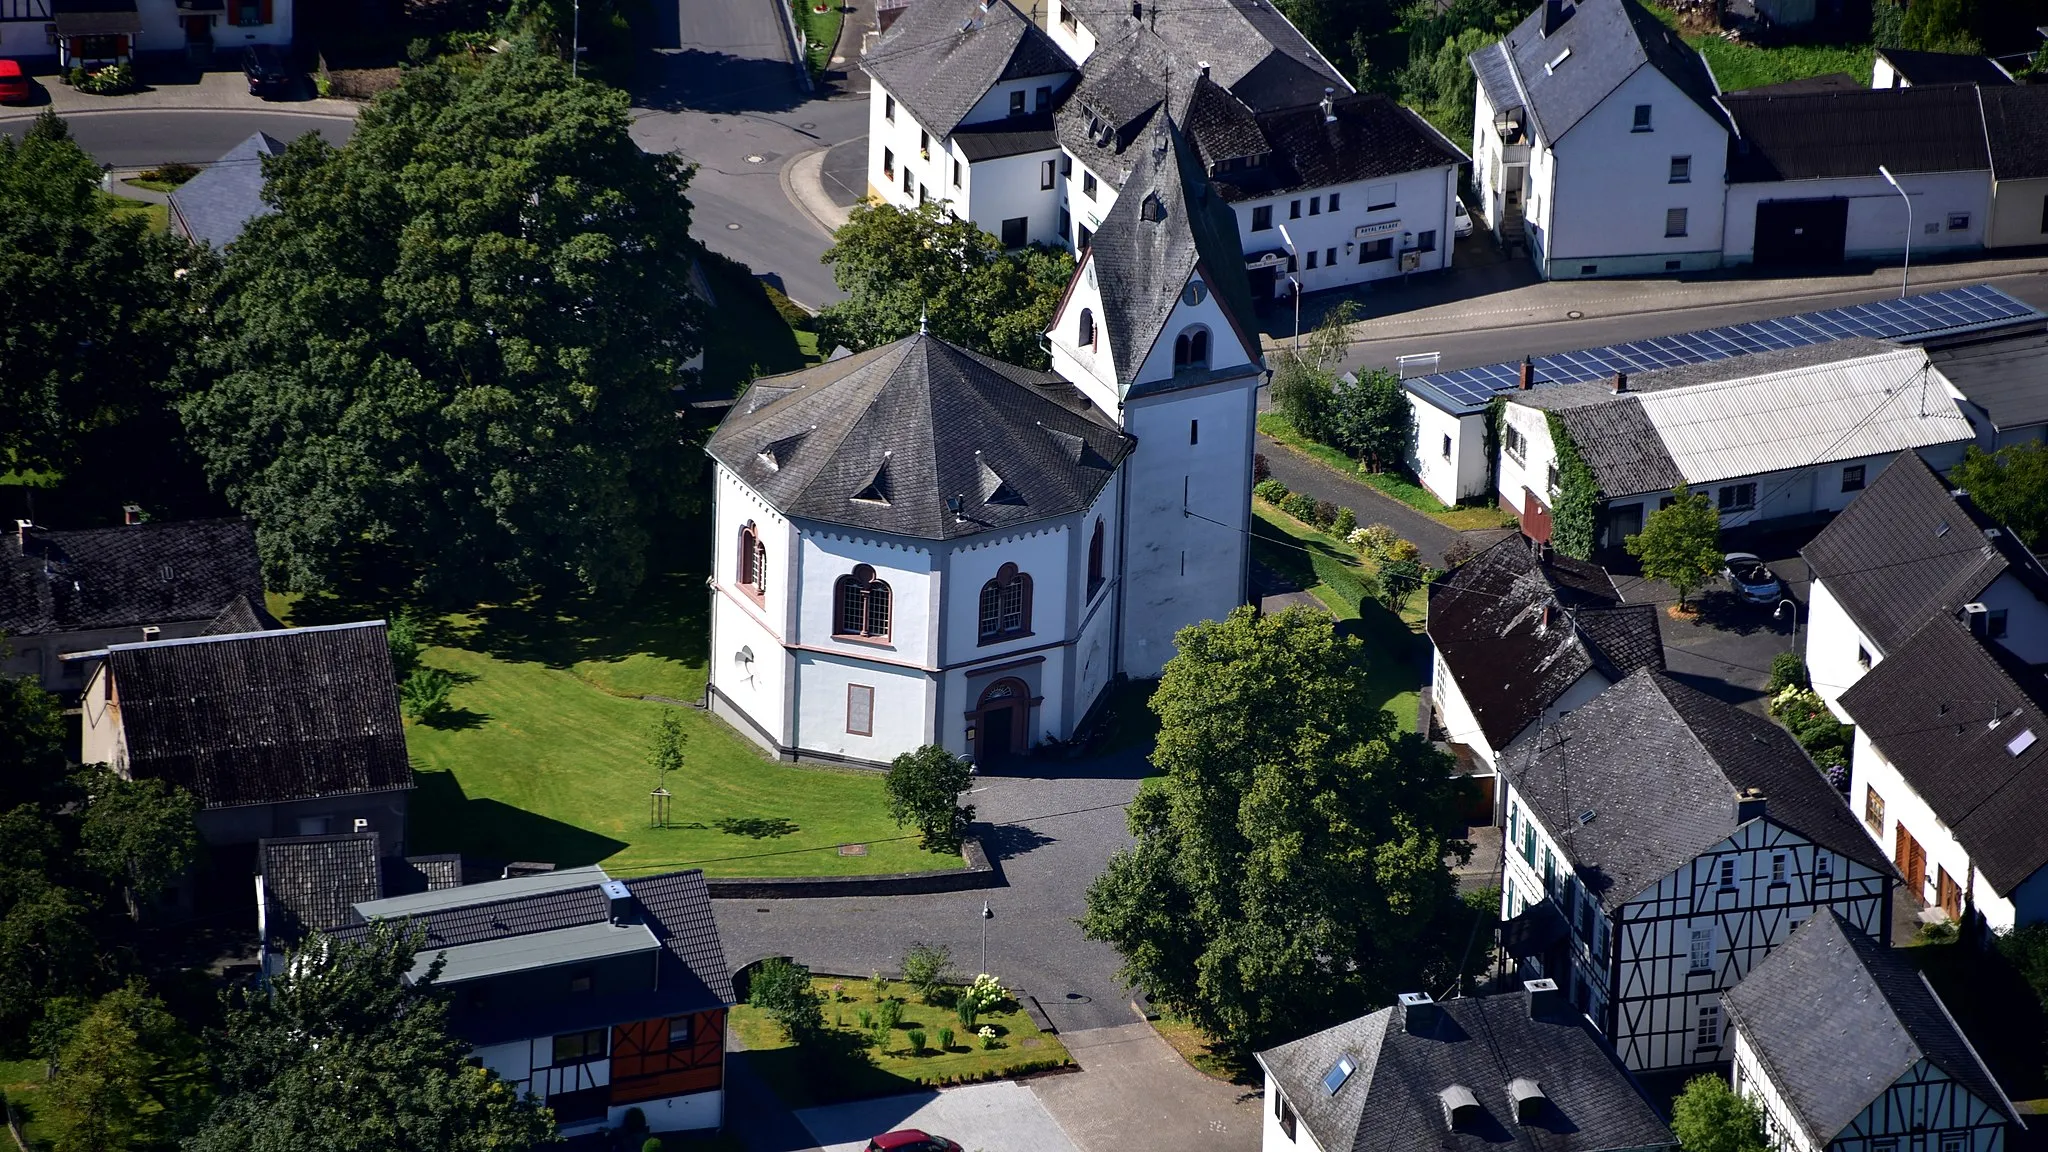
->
[1635,348,1973,486]
[354,865,609,919]
[425,920,661,984]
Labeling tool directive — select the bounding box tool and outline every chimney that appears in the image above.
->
[602,879,635,925]
[1612,371,1628,394]
[1321,87,1335,123]
[1964,602,1990,637]
[1518,356,1534,390]
[1540,603,1554,630]
[122,504,142,526]
[14,519,31,552]
[1735,786,1766,825]
[142,626,161,643]
[1130,0,1141,17]
[1198,59,1209,78]
[1523,977,1563,1020]
[1543,0,1568,35]
[1397,991,1440,1036]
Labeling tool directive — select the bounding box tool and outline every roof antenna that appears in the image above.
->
[919,303,928,335]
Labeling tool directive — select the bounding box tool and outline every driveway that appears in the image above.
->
[713,751,1148,1035]
[796,1081,1082,1152]
[1255,433,1511,570]
[1031,1023,1260,1152]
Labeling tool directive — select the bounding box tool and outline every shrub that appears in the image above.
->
[399,666,455,721]
[1311,500,1339,528]
[1356,523,1398,559]
[1253,478,1289,503]
[1442,539,1477,569]
[1385,538,1422,564]
[978,1025,999,1050]
[937,1026,954,1051]
[1767,652,1809,693]
[870,970,888,999]
[902,943,954,1004]
[1281,491,1318,524]
[1332,507,1358,536]
[1253,453,1271,481]
[856,1008,873,1030]
[764,283,813,332]
[907,1028,927,1055]
[876,998,904,1031]
[1998,923,2048,1008]
[960,973,1012,1014]
[75,62,133,94]
[885,744,975,853]
[1380,558,1425,614]
[642,1141,664,1152]
[138,162,201,186]
[956,997,978,1029]
[386,609,423,679]
[748,958,826,1041]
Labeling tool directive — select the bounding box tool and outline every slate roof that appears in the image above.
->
[1206,92,1466,202]
[1086,121,1261,395]
[1723,911,2016,1149]
[1255,990,1675,1152]
[1875,47,2011,89]
[203,595,282,636]
[1477,0,1723,146]
[1,518,265,638]
[952,111,1060,160]
[1978,84,2048,182]
[1061,0,1348,111]
[1723,86,1991,182]
[1930,328,2048,432]
[334,867,736,1048]
[1836,614,2048,897]
[168,133,285,250]
[1803,452,2048,655]
[862,0,1074,138]
[260,833,385,944]
[706,334,1132,540]
[1428,535,1662,750]
[385,854,464,895]
[104,622,412,810]
[1504,669,1894,909]
[1054,30,1189,191]
[1546,398,1683,497]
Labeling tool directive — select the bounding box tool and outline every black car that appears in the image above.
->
[244,45,293,98]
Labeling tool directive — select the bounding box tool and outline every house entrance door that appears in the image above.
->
[1895,823,1927,893]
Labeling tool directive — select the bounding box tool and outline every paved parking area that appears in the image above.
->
[794,1081,1082,1152]
[1032,1024,1260,1152]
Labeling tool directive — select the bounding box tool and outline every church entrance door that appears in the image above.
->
[973,677,1029,769]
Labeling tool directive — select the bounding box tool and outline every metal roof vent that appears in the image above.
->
[1440,1084,1481,1130]
[602,879,634,925]
[1507,1077,1547,1124]
[1321,87,1335,123]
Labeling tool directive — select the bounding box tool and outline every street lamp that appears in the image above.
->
[1775,597,1799,658]
[571,0,581,78]
[1287,276,1302,352]
[1878,165,1911,299]
[979,901,994,976]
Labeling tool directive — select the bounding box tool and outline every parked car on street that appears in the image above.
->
[866,1132,963,1152]
[1454,198,1474,239]
[1722,552,1783,605]
[0,59,31,104]
[244,45,293,98]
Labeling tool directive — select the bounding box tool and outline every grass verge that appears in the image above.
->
[1149,1013,1256,1085]
[1641,1,1874,94]
[98,191,168,234]
[731,976,1072,1109]
[1,1057,51,1147]
[794,0,845,79]
[1251,502,1427,731]
[1258,413,1512,531]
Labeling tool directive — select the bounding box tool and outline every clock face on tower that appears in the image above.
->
[1182,279,1208,306]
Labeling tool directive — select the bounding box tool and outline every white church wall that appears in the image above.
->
[1069,481,1121,721]
[1131,271,1258,383]
[1046,253,1122,414]
[793,652,931,762]
[711,593,790,749]
[942,525,1074,668]
[796,532,937,664]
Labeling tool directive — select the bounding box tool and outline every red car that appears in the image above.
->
[0,60,30,104]
[866,1132,963,1152]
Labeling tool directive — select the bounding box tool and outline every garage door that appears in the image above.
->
[1755,198,1848,267]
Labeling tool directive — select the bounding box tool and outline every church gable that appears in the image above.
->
[1046,250,1120,409]
[1130,267,1260,386]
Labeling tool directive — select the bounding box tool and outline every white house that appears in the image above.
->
[1870,47,2013,90]
[1500,669,1896,1072]
[0,0,293,67]
[706,122,1261,767]
[1253,985,1676,1152]
[1724,911,2020,1152]
[1497,343,1975,548]
[1468,0,1731,279]
[1836,614,2048,932]
[1801,453,2048,717]
[1426,534,1661,771]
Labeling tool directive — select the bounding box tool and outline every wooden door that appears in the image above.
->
[1895,823,1926,893]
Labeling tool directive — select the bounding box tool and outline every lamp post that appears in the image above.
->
[1288,276,1302,352]
[1879,165,1911,299]
[571,0,580,78]
[979,901,993,976]
[1775,597,1799,660]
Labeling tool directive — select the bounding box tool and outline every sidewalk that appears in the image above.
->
[4,68,358,120]
[1281,249,2048,351]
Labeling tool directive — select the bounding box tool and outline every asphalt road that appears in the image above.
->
[1335,269,2048,378]
[0,109,353,167]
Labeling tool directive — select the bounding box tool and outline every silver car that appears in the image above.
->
[1454,199,1474,239]
[1722,552,1782,605]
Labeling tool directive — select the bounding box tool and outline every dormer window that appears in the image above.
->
[1508,1078,1547,1124]
[1173,326,1210,371]
[1440,1084,1481,1130]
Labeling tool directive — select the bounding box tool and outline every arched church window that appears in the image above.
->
[1079,308,1096,347]
[1173,326,1210,370]
[978,562,1033,642]
[835,564,891,639]
[737,522,766,599]
[1086,520,1106,599]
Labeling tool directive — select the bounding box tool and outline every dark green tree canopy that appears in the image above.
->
[1951,442,2048,551]
[181,47,704,598]
[1082,607,1469,1054]
[1625,485,1723,607]
[885,743,976,854]
[1670,1074,1770,1152]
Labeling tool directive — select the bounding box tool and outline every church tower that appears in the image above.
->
[1045,122,1264,678]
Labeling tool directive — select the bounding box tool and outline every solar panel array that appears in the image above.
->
[1414,284,2045,412]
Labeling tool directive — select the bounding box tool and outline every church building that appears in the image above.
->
[705,122,1262,767]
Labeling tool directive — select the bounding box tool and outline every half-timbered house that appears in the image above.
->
[330,866,735,1135]
[1724,911,2020,1152]
[1500,668,1897,1072]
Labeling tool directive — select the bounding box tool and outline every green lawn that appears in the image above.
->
[1,1057,52,1148]
[98,190,168,234]
[1251,502,1427,731]
[273,578,961,880]
[1258,413,1513,531]
[731,976,1071,1109]
[1642,1,1874,94]
[794,0,845,78]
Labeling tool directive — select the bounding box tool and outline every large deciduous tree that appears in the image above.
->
[814,200,1073,369]
[1951,442,2048,551]
[191,922,555,1152]
[1625,485,1723,608]
[45,981,210,1152]
[1081,607,1470,1054]
[1670,1074,1770,1152]
[180,47,704,599]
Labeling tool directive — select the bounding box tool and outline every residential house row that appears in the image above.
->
[0,0,291,70]
[1469,0,2048,280]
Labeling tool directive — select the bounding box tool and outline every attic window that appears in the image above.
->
[977,455,1024,506]
[1507,1078,1547,1124]
[1440,1084,1482,1130]
[1141,192,1167,223]
[852,455,893,505]
[1322,1055,1356,1095]
[1544,47,1571,75]
[2008,729,2037,757]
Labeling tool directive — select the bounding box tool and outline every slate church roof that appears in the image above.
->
[168,132,286,250]
[1803,452,2048,655]
[1427,535,1662,750]
[1836,615,2048,898]
[1060,0,1347,111]
[1085,121,1259,395]
[103,621,412,809]
[1723,911,2016,1148]
[1471,0,1723,146]
[862,0,1074,137]
[1,517,266,638]
[1504,669,1892,909]
[1255,987,1675,1152]
[706,334,1134,540]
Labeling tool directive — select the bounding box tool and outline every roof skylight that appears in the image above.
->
[1323,1054,1356,1095]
